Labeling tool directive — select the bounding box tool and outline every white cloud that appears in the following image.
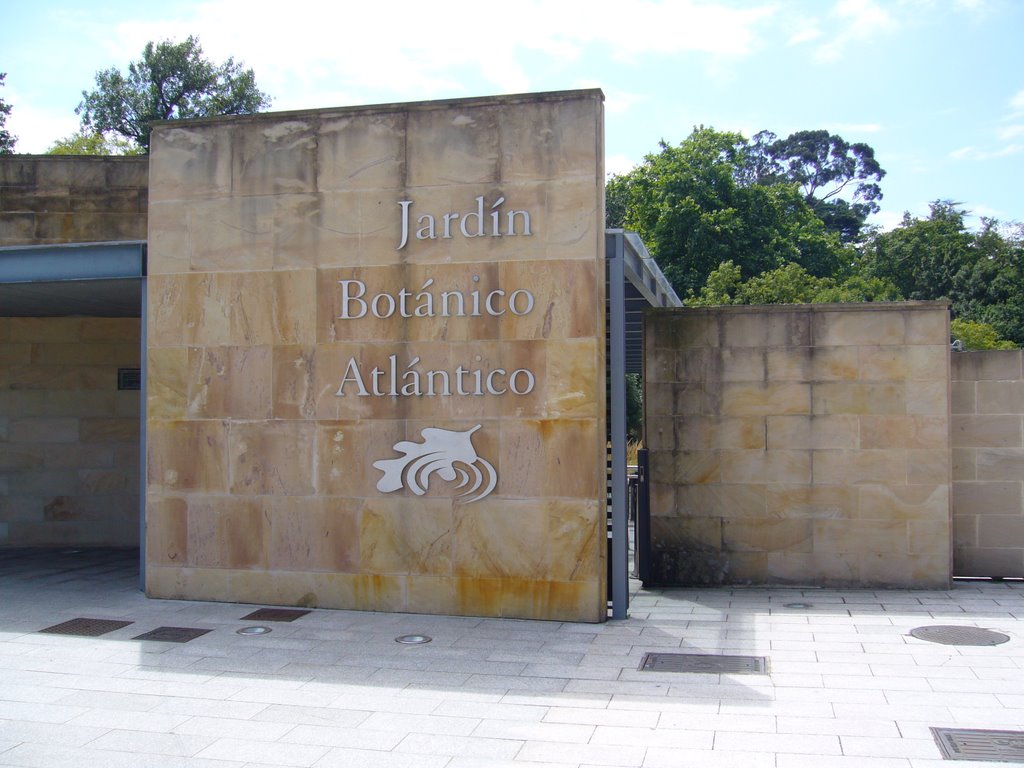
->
[5,104,80,154]
[950,144,1023,161]
[827,122,883,134]
[605,153,639,177]
[106,0,779,110]
[814,0,899,62]
[1010,89,1024,113]
[997,124,1024,141]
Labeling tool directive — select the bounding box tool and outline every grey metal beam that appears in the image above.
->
[0,241,146,283]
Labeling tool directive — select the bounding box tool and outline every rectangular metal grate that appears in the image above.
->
[640,652,769,675]
[932,727,1024,762]
[133,626,212,643]
[241,608,310,622]
[39,618,133,637]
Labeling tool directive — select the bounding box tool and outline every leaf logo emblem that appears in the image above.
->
[373,425,497,503]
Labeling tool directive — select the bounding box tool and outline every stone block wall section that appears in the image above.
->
[952,350,1024,577]
[645,302,952,589]
[0,156,148,245]
[144,91,608,622]
[0,318,141,546]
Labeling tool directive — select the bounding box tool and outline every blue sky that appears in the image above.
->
[2,0,1021,231]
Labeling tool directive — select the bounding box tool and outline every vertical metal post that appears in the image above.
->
[607,232,628,619]
[138,277,147,592]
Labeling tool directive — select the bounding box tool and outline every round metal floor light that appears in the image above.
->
[395,634,432,644]
[236,626,272,636]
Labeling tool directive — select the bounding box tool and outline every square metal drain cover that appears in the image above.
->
[241,608,310,622]
[39,618,133,637]
[133,626,212,643]
[640,652,768,674]
[932,727,1024,762]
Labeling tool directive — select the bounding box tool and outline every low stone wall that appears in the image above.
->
[0,318,141,546]
[645,302,952,589]
[952,350,1024,577]
[0,155,148,246]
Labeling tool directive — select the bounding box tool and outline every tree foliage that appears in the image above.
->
[607,127,847,298]
[77,36,271,151]
[748,129,885,242]
[951,319,1016,350]
[684,260,901,307]
[0,73,15,154]
[46,131,145,156]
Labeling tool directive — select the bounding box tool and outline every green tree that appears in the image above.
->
[685,260,901,307]
[77,36,271,152]
[46,130,145,156]
[748,129,885,243]
[607,128,845,298]
[0,72,15,154]
[951,319,1016,350]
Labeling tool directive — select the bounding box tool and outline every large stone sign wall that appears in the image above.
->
[145,91,608,621]
[645,302,952,588]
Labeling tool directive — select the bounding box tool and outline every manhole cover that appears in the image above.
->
[639,652,768,674]
[39,618,133,637]
[240,608,310,622]
[133,626,212,643]
[910,626,1010,646]
[236,626,272,636]
[395,634,432,644]
[932,727,1024,762]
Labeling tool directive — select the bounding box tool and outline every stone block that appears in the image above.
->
[646,311,720,350]
[859,345,948,382]
[952,448,976,481]
[766,485,858,519]
[952,414,1022,448]
[813,519,908,555]
[651,516,723,551]
[720,382,810,416]
[766,348,812,381]
[360,497,453,575]
[8,418,79,444]
[146,496,188,565]
[953,481,1022,517]
[264,496,361,573]
[977,381,1024,414]
[543,339,601,420]
[905,307,949,345]
[765,551,859,584]
[953,513,977,548]
[318,112,405,192]
[907,519,952,555]
[185,496,267,569]
[187,345,273,419]
[952,350,1023,382]
[675,416,765,450]
[976,448,1024,482]
[147,348,188,421]
[147,420,227,493]
[813,309,904,347]
[812,449,908,485]
[0,343,30,366]
[859,415,949,450]
[857,551,950,588]
[500,95,601,181]
[315,420,408,497]
[406,105,500,187]
[672,451,722,484]
[723,310,811,348]
[810,346,860,381]
[719,449,811,484]
[906,449,951,484]
[723,518,813,553]
[148,124,234,202]
[951,381,976,415]
[719,348,764,382]
[676,483,768,519]
[977,515,1024,549]
[80,418,138,443]
[860,483,950,521]
[498,418,602,499]
[79,318,141,341]
[227,420,316,495]
[9,318,82,343]
[812,382,905,415]
[766,415,858,450]
[230,119,317,196]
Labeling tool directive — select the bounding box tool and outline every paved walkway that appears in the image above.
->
[1,548,1023,767]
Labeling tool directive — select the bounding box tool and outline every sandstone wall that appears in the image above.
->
[0,156,148,246]
[144,91,608,621]
[952,350,1024,577]
[0,318,141,546]
[645,303,952,588]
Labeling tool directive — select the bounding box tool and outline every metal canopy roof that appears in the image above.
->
[0,242,146,317]
[607,230,683,374]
